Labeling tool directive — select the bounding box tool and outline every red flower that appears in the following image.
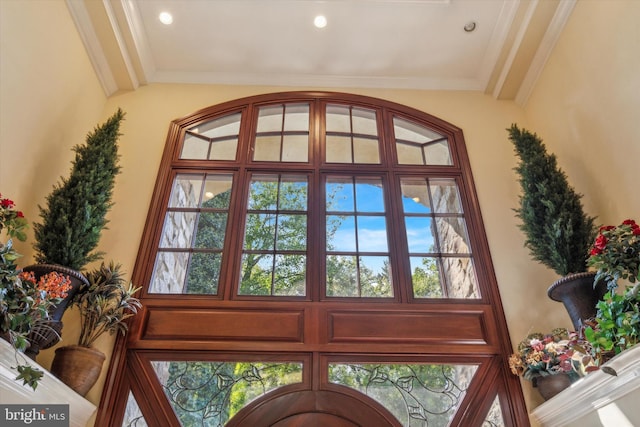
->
[599,225,615,232]
[17,211,24,218]
[622,219,637,226]
[594,234,608,250]
[0,198,14,208]
[590,247,602,256]
[634,228,640,236]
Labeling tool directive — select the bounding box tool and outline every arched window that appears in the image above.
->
[98,92,528,427]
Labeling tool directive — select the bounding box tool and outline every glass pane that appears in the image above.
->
[355,178,384,213]
[194,212,227,248]
[405,217,434,253]
[159,212,197,248]
[247,176,278,210]
[149,251,189,293]
[191,113,241,139]
[396,142,423,165]
[243,214,275,250]
[425,139,453,165]
[435,217,471,254]
[152,361,302,427]
[483,395,505,427]
[202,175,232,208]
[326,178,354,212]
[279,177,308,211]
[359,256,392,297]
[400,178,431,213]
[256,105,283,132]
[353,137,380,164]
[282,134,308,162]
[185,252,221,294]
[442,257,480,298]
[411,257,443,298]
[351,108,377,135]
[326,135,352,163]
[283,104,309,131]
[254,135,281,161]
[430,179,463,213]
[122,391,147,427]
[357,216,388,252]
[393,117,444,143]
[327,215,356,251]
[209,138,238,161]
[169,174,203,208]
[326,255,357,296]
[329,363,478,427]
[239,254,274,295]
[326,104,351,132]
[274,254,306,296]
[276,214,307,250]
[181,134,209,160]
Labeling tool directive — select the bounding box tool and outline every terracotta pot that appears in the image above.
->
[533,373,573,400]
[22,264,89,358]
[50,345,106,396]
[547,272,608,331]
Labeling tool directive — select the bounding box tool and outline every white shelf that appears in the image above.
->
[0,338,96,427]
[532,345,640,427]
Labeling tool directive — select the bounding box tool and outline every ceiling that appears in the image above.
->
[66,0,575,104]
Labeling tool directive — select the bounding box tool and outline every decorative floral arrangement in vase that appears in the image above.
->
[0,194,73,389]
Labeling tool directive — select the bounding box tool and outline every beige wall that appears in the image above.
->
[1,0,637,424]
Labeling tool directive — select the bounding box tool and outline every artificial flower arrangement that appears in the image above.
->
[584,219,640,363]
[588,219,640,290]
[0,193,73,389]
[509,328,596,382]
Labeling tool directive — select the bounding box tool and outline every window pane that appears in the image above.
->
[327,215,356,251]
[159,212,196,248]
[394,117,452,166]
[152,361,302,426]
[283,104,309,131]
[202,175,232,208]
[404,217,434,253]
[276,214,307,250]
[326,135,352,163]
[326,255,358,297]
[274,254,306,296]
[182,113,241,160]
[329,363,478,427]
[239,254,274,295]
[169,174,203,208]
[122,392,147,427]
[357,216,388,252]
[430,179,463,213]
[400,178,431,213]
[180,134,209,160]
[410,257,443,298]
[396,142,423,165]
[359,256,392,297]
[355,178,384,212]
[193,212,227,249]
[442,257,479,298]
[326,104,351,132]
[149,251,189,293]
[254,135,281,161]
[435,217,471,254]
[279,176,308,211]
[186,252,221,294]
[425,140,452,166]
[248,176,278,210]
[326,178,354,212]
[257,105,284,132]
[353,137,380,164]
[282,134,308,162]
[351,108,377,135]
[209,138,238,161]
[243,214,276,250]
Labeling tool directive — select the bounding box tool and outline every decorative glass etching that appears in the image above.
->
[329,363,478,426]
[254,103,309,162]
[181,112,241,160]
[326,104,380,164]
[152,361,302,426]
[122,392,148,427]
[400,177,479,298]
[325,176,392,297]
[239,174,308,296]
[149,173,233,294]
[394,117,452,166]
[483,396,506,427]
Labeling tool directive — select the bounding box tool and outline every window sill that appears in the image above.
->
[0,339,96,427]
[531,344,640,426]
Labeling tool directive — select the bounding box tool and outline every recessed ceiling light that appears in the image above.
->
[463,21,476,32]
[159,12,173,25]
[314,15,327,29]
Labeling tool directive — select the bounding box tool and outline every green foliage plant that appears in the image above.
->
[588,219,640,290]
[507,125,597,276]
[72,261,141,348]
[584,283,640,363]
[33,109,124,271]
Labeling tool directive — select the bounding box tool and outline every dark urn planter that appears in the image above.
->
[21,264,89,358]
[547,272,607,331]
[533,373,573,400]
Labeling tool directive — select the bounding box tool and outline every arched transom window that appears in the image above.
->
[98,92,528,427]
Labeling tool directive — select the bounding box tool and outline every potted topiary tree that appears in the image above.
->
[507,125,605,330]
[23,109,125,354]
[50,261,141,396]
